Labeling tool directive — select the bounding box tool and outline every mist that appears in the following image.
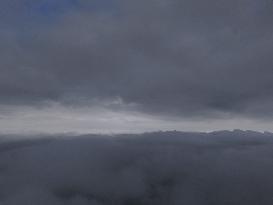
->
[1,0,273,204]
[1,130,273,205]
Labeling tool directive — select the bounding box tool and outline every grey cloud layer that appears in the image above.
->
[1,0,273,117]
[1,131,273,204]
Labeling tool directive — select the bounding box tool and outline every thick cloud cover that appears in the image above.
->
[1,130,273,204]
[0,0,273,118]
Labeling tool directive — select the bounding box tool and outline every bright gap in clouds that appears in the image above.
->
[0,101,272,135]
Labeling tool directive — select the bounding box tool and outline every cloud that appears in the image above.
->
[0,131,273,204]
[0,0,273,119]
[1,103,273,134]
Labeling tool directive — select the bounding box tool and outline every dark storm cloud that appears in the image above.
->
[1,131,273,204]
[1,0,273,117]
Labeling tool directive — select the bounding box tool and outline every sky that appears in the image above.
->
[1,0,273,133]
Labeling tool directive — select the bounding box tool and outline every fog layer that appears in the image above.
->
[1,130,273,205]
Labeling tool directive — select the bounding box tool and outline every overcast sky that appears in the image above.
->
[1,0,273,133]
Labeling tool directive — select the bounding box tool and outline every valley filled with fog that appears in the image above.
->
[0,130,273,205]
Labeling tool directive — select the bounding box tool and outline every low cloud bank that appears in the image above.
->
[1,130,273,204]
